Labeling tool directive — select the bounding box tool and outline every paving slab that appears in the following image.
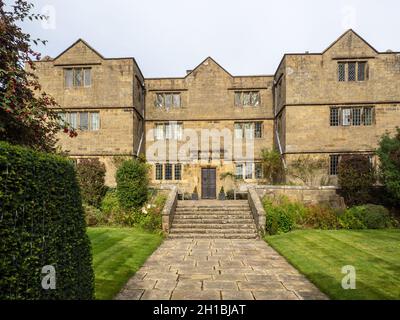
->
[115,238,328,300]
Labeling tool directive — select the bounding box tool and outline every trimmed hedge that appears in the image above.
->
[338,154,375,205]
[116,159,149,210]
[0,142,94,300]
[76,158,107,208]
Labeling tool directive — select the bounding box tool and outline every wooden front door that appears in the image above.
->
[201,168,216,199]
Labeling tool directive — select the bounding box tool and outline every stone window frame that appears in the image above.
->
[329,106,375,127]
[234,121,263,139]
[153,122,183,141]
[235,162,264,180]
[337,61,368,82]
[329,153,374,176]
[56,110,100,131]
[154,163,182,181]
[154,92,182,109]
[234,91,261,107]
[64,67,92,88]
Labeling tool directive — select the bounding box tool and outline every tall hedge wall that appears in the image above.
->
[0,142,94,299]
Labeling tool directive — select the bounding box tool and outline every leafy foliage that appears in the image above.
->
[338,154,375,205]
[339,204,396,229]
[0,141,94,299]
[304,205,340,230]
[288,156,329,186]
[76,158,107,208]
[262,196,308,235]
[116,159,149,210]
[260,148,283,183]
[0,1,75,151]
[376,128,400,203]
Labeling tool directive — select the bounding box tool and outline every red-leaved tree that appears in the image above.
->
[0,0,76,152]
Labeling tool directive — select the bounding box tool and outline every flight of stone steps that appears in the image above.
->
[169,200,258,239]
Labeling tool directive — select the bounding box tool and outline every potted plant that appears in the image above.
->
[218,186,226,200]
[192,186,199,200]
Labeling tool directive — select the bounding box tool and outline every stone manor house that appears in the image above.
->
[32,30,400,199]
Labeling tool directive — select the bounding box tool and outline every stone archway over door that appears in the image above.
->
[201,168,216,199]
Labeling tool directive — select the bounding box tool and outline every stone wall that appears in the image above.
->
[254,185,345,208]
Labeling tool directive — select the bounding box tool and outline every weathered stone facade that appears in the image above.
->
[32,39,145,185]
[33,30,400,192]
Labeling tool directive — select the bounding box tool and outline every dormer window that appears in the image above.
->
[64,68,91,88]
[338,62,368,82]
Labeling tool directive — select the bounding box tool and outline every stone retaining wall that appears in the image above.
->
[254,185,345,209]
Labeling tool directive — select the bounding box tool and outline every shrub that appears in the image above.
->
[339,204,395,229]
[338,154,375,206]
[262,196,307,235]
[305,205,339,230]
[116,159,149,210]
[0,142,94,299]
[76,158,107,208]
[376,128,400,203]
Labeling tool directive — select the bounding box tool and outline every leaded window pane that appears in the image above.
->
[79,112,88,130]
[174,164,182,180]
[235,164,243,179]
[155,164,163,180]
[69,112,77,129]
[165,124,172,139]
[57,112,66,125]
[254,122,262,138]
[342,109,351,126]
[74,69,83,87]
[244,122,254,140]
[255,163,263,179]
[245,163,253,179]
[91,112,100,130]
[165,164,173,180]
[234,92,242,107]
[154,124,164,140]
[338,63,346,82]
[155,94,164,107]
[84,68,91,86]
[364,107,373,125]
[234,123,243,139]
[352,108,362,126]
[242,92,251,106]
[173,94,181,107]
[358,62,366,81]
[250,92,260,106]
[348,62,356,81]
[330,108,339,126]
[330,155,340,175]
[165,94,172,108]
[64,69,73,88]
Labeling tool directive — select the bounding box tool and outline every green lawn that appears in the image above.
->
[265,229,400,300]
[87,227,163,300]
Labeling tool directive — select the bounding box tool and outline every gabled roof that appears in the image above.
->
[49,39,145,80]
[185,56,233,78]
[53,38,105,60]
[322,29,379,54]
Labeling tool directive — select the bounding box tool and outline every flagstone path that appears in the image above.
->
[115,238,328,300]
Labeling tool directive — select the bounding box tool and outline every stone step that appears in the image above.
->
[168,233,258,239]
[175,210,252,215]
[171,223,256,229]
[172,218,255,224]
[170,228,258,234]
[173,214,252,220]
[176,206,250,211]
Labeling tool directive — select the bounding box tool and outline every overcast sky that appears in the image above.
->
[13,0,400,77]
